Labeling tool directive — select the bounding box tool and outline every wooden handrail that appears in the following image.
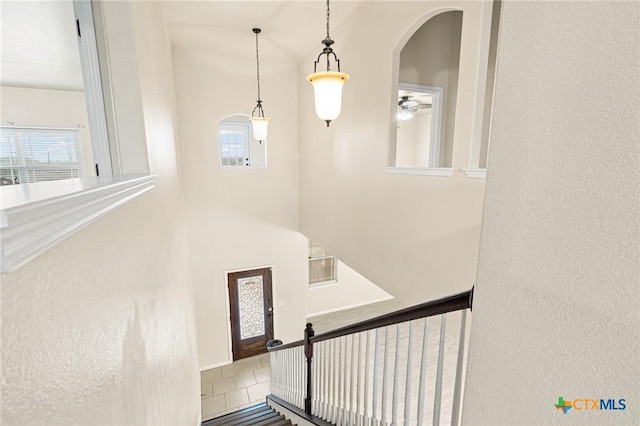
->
[310,289,472,344]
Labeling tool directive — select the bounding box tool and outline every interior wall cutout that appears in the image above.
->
[392,10,463,169]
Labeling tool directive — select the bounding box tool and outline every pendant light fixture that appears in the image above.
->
[250,28,270,142]
[307,0,349,127]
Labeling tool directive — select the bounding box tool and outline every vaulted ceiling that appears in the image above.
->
[0,0,364,91]
[162,1,364,61]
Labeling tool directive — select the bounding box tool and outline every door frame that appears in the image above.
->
[223,264,277,362]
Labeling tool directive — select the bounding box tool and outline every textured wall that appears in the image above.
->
[463,1,639,424]
[0,2,201,425]
[298,1,492,306]
[170,28,307,369]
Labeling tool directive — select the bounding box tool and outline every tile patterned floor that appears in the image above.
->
[200,353,271,421]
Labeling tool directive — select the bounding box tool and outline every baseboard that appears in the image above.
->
[199,360,232,371]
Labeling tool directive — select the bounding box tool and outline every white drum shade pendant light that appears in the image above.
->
[250,28,270,142]
[307,0,349,127]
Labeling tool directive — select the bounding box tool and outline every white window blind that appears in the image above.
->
[0,127,81,185]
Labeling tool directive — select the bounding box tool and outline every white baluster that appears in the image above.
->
[451,310,467,426]
[282,350,286,400]
[274,351,279,398]
[350,333,359,425]
[292,349,296,405]
[341,335,348,426]
[271,351,277,397]
[391,324,401,426]
[372,328,381,426]
[282,349,287,399]
[313,342,319,414]
[300,345,306,409]
[288,349,292,403]
[364,330,373,426]
[291,348,296,405]
[381,326,390,426]
[336,338,341,424]
[323,340,330,420]
[404,321,414,426]
[417,318,429,426]
[342,334,353,425]
[357,331,364,425]
[328,340,333,420]
[295,347,299,408]
[433,314,447,426]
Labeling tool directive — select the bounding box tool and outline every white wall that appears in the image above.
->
[0,2,201,425]
[463,1,639,424]
[299,1,492,306]
[170,27,307,369]
[306,260,393,317]
[0,86,95,176]
[396,110,432,167]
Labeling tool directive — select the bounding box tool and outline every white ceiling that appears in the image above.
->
[0,1,364,91]
[1,0,84,91]
[399,89,433,106]
[162,0,365,62]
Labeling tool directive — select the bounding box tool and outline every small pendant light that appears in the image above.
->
[307,0,349,127]
[250,28,270,142]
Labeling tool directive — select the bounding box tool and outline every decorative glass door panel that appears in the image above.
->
[228,268,274,360]
[237,276,266,339]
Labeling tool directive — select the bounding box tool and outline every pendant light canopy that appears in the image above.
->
[307,0,349,127]
[250,28,270,142]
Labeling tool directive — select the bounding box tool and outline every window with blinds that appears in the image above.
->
[0,127,81,185]
[309,241,337,285]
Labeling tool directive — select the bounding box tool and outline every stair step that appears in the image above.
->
[202,402,294,426]
[250,415,291,426]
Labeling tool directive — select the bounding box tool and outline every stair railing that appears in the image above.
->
[268,288,473,426]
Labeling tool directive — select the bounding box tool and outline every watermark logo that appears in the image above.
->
[555,397,572,414]
[554,397,626,414]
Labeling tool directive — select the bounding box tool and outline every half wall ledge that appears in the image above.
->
[0,174,156,272]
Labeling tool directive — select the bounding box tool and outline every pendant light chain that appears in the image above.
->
[326,0,331,39]
[250,27,269,142]
[255,30,261,104]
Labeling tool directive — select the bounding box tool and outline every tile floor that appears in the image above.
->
[200,353,271,421]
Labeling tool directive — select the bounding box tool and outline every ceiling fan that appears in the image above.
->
[397,95,432,121]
